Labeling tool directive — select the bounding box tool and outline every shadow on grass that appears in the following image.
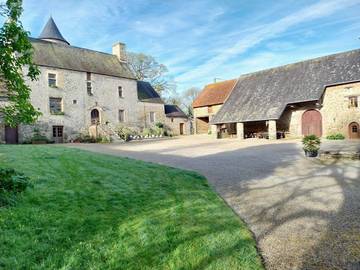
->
[72,141,360,269]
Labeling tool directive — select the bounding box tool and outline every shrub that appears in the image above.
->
[116,125,136,141]
[154,126,164,136]
[74,134,97,143]
[0,168,32,207]
[326,133,345,140]
[155,122,164,129]
[100,136,112,143]
[31,129,49,143]
[142,128,152,137]
[302,134,321,152]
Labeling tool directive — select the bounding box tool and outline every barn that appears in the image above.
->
[208,49,360,140]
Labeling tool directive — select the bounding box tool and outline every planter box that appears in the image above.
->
[304,150,318,157]
[32,141,47,144]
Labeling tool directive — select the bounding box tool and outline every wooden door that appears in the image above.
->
[349,122,360,139]
[302,110,322,137]
[52,126,64,143]
[179,123,184,135]
[91,109,100,125]
[5,126,18,144]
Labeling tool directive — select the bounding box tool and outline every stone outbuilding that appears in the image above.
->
[192,79,237,135]
[164,105,190,135]
[137,81,166,129]
[207,49,360,140]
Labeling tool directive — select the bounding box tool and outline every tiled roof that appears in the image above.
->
[192,79,237,108]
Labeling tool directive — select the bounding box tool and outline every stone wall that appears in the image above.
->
[164,117,190,135]
[137,101,166,130]
[321,82,360,138]
[18,66,139,142]
[277,82,360,138]
[193,104,222,134]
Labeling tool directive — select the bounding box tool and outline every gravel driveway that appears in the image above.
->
[67,136,360,270]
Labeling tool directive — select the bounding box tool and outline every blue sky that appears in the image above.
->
[18,0,360,93]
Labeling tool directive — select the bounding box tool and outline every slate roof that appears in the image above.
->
[164,105,188,118]
[39,17,69,45]
[212,49,360,124]
[192,79,237,108]
[30,38,135,79]
[137,81,164,103]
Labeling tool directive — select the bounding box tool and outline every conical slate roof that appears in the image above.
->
[39,17,69,45]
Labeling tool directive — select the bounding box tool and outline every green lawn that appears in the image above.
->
[0,145,263,270]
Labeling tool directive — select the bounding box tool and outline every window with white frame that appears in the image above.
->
[48,73,57,87]
[49,97,63,114]
[149,112,156,123]
[86,72,93,95]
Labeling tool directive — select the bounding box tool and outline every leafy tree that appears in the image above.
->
[127,51,173,96]
[0,0,40,127]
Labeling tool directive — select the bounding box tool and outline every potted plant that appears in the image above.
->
[302,135,321,157]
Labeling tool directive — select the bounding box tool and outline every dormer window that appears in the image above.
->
[349,96,358,108]
[118,86,123,98]
[48,73,57,87]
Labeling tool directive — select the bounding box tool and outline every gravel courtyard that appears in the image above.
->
[68,136,360,270]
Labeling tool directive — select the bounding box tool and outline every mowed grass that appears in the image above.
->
[0,145,263,270]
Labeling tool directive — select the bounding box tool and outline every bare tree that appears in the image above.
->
[182,87,201,117]
[126,52,173,96]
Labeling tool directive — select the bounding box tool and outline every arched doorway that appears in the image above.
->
[349,122,360,139]
[91,109,100,125]
[302,109,322,137]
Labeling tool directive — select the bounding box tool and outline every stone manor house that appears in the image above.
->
[0,18,189,143]
[193,48,360,140]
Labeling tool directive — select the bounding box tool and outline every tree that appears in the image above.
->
[0,0,40,127]
[182,87,201,117]
[126,51,173,96]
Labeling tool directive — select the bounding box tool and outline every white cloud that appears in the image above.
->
[175,0,360,83]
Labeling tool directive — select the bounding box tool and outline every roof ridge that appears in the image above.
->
[237,48,360,79]
[204,78,237,88]
[30,37,117,58]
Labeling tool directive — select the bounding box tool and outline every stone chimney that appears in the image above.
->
[112,42,127,62]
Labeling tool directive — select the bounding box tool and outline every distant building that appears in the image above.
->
[164,105,190,135]
[0,17,184,143]
[192,79,237,135]
[194,50,360,140]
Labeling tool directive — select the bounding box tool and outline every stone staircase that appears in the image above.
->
[89,123,123,142]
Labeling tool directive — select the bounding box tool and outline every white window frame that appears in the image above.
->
[49,97,63,114]
[149,112,156,123]
[48,73,57,87]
